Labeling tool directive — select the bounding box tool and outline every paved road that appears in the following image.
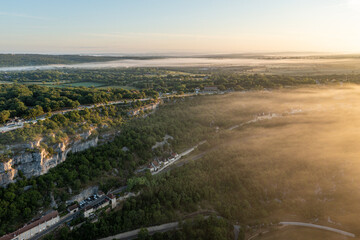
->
[98,213,217,240]
[0,90,220,134]
[99,221,180,240]
[29,212,80,240]
[0,92,204,133]
[279,222,355,238]
[0,98,152,133]
[99,213,239,240]
[110,186,128,195]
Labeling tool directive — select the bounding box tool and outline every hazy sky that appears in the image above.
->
[1,0,360,54]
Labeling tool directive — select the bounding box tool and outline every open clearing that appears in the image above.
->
[98,85,138,90]
[59,82,106,87]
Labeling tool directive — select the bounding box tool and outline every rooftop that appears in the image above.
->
[68,204,79,211]
[0,211,58,240]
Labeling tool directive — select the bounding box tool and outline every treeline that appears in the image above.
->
[0,68,164,83]
[0,68,206,92]
[2,68,359,95]
[0,54,161,67]
[209,73,316,90]
[135,72,360,93]
[3,67,360,99]
[0,84,158,122]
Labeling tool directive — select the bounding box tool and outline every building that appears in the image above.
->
[203,86,218,91]
[83,196,110,218]
[83,206,95,218]
[168,153,179,162]
[67,204,79,214]
[152,161,160,170]
[147,160,162,172]
[5,117,23,126]
[195,88,200,94]
[107,193,117,209]
[0,211,59,240]
[147,163,155,172]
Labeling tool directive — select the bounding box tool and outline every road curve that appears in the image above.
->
[98,221,179,240]
[279,222,355,238]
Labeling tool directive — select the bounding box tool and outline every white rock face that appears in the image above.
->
[0,135,99,186]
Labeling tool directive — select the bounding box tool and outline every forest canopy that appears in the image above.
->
[0,84,158,122]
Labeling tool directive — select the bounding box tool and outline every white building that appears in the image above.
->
[83,194,116,218]
[0,211,59,240]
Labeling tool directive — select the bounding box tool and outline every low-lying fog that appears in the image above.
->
[0,57,356,72]
[195,85,360,234]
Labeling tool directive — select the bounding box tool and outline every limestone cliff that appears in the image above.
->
[0,131,99,186]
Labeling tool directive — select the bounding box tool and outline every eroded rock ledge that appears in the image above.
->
[0,129,103,186]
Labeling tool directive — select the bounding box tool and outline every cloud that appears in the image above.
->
[0,12,48,20]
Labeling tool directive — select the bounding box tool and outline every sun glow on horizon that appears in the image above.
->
[0,0,359,54]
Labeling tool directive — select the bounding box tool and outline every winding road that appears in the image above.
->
[0,92,207,133]
[279,222,355,238]
[98,214,240,240]
[0,98,151,133]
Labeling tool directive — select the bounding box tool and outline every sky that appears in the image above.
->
[1,0,360,54]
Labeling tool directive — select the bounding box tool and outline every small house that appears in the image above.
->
[67,204,79,214]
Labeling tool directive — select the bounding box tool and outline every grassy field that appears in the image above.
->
[98,85,138,90]
[59,82,107,87]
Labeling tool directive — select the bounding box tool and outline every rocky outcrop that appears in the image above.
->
[71,137,98,153]
[0,160,16,186]
[0,131,99,186]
